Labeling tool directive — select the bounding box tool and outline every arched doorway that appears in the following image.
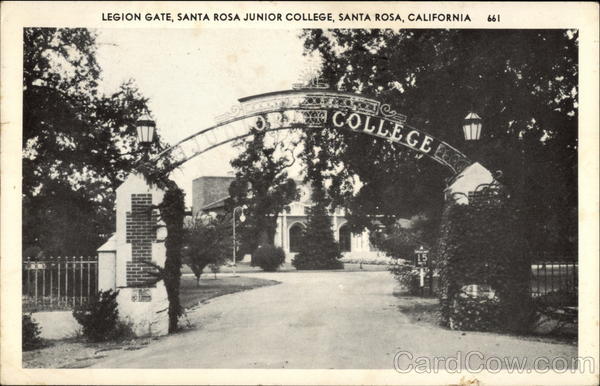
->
[288,223,305,253]
[338,224,351,253]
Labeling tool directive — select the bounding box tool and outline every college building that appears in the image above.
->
[192,176,387,261]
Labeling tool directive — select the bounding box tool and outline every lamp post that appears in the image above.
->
[232,205,247,276]
[135,110,156,160]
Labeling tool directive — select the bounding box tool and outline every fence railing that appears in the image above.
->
[530,261,577,298]
[23,256,98,312]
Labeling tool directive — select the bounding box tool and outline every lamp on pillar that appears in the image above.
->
[462,112,483,141]
[136,111,156,156]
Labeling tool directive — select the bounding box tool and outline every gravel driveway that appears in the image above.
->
[91,271,577,369]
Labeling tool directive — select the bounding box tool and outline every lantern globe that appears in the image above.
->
[462,112,482,141]
[136,112,156,146]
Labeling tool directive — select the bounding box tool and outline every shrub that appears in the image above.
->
[447,294,502,332]
[73,289,128,342]
[22,314,43,351]
[388,263,422,295]
[340,256,396,265]
[534,289,577,309]
[253,245,285,272]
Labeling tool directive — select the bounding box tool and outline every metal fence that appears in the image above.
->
[22,256,98,311]
[530,261,578,298]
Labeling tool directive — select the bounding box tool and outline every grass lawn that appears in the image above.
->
[179,274,279,310]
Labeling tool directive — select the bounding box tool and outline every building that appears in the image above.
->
[192,176,387,261]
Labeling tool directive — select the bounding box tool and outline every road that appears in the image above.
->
[92,271,577,369]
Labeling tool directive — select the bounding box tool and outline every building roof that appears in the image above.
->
[202,196,230,211]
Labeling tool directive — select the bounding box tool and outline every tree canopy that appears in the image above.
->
[302,29,578,259]
[23,28,169,256]
[228,127,299,255]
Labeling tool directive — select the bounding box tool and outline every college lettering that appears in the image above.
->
[329,110,438,155]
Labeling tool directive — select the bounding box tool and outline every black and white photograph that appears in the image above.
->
[1,1,598,385]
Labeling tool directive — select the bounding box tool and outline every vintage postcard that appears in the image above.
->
[1,1,598,385]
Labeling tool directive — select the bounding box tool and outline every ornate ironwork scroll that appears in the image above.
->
[156,89,472,176]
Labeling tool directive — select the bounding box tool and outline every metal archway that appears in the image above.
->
[154,88,473,175]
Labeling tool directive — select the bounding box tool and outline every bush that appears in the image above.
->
[447,294,502,332]
[340,256,396,265]
[388,263,422,295]
[73,289,130,342]
[253,245,285,272]
[22,314,43,350]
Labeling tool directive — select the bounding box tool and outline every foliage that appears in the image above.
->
[183,213,232,285]
[292,128,343,270]
[253,245,286,272]
[388,263,422,295]
[23,28,170,256]
[340,256,394,265]
[437,200,534,333]
[158,184,186,333]
[370,215,435,260]
[22,314,43,350]
[447,294,502,332]
[136,181,186,333]
[72,289,131,342]
[303,29,578,260]
[534,289,578,309]
[229,126,299,254]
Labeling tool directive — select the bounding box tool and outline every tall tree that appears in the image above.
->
[23,28,168,256]
[303,29,578,260]
[229,126,299,255]
[292,128,343,270]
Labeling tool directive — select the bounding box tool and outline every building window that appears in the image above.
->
[289,223,305,253]
[339,224,351,252]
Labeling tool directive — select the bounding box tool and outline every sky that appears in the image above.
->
[94,29,318,206]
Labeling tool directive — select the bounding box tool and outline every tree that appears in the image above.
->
[183,213,232,286]
[303,29,578,260]
[292,128,343,270]
[229,126,299,256]
[370,215,436,261]
[23,28,169,256]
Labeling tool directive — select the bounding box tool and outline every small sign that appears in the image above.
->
[131,288,152,302]
[414,247,429,267]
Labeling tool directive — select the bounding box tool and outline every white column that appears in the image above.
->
[333,213,338,241]
[282,212,288,252]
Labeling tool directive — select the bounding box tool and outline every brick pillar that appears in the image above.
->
[125,194,159,287]
[113,174,169,336]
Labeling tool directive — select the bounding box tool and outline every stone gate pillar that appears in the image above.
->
[112,173,169,336]
[444,162,496,204]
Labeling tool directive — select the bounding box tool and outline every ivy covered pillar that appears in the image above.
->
[113,173,170,336]
[437,163,532,332]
